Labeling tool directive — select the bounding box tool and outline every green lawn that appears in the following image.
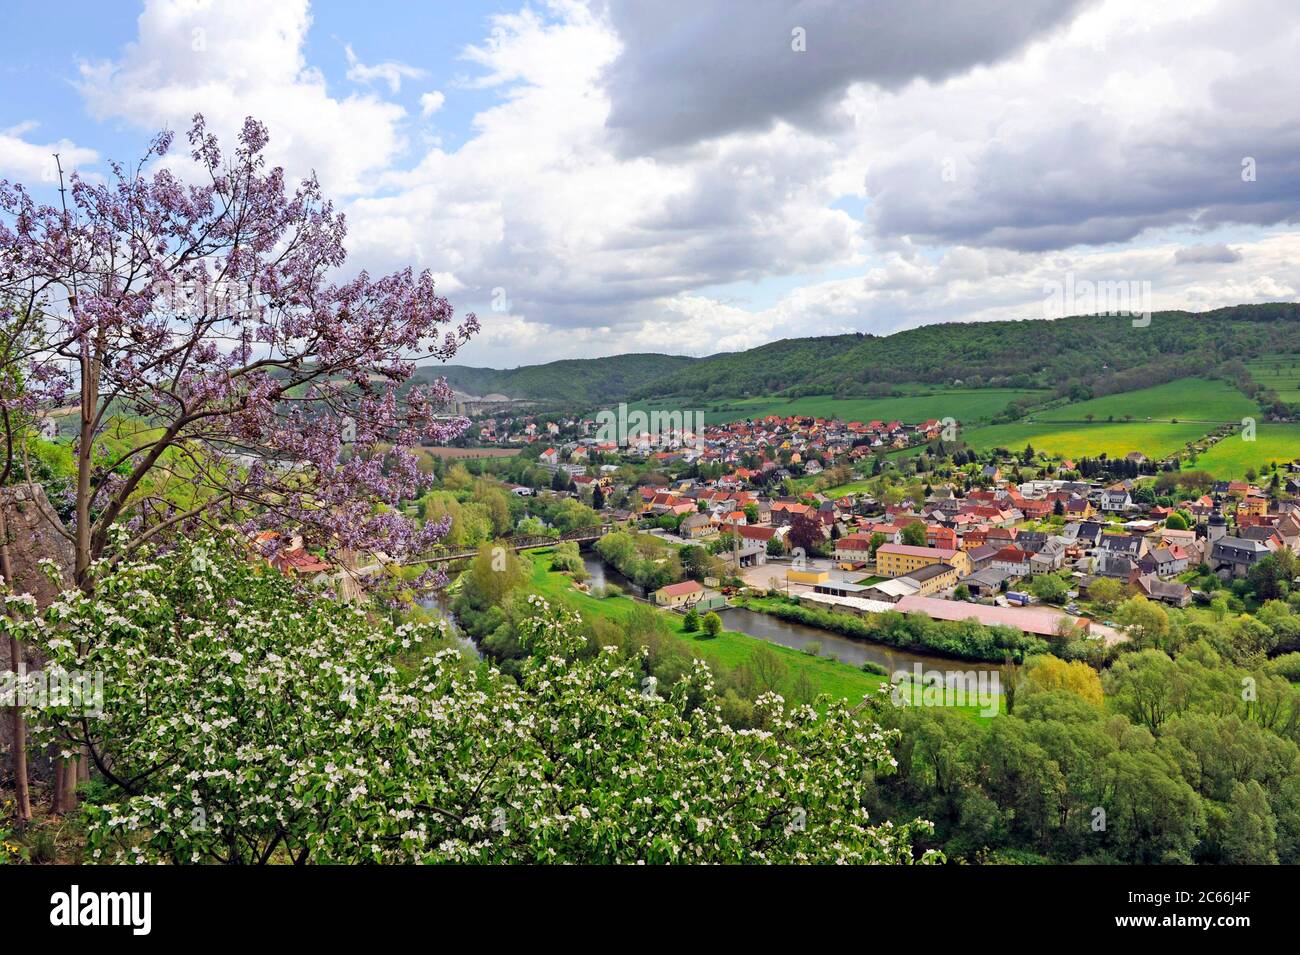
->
[1189,423,1300,479]
[1033,378,1257,424]
[522,548,994,719]
[962,421,1212,461]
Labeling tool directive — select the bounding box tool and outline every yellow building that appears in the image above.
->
[901,562,960,596]
[787,567,829,586]
[654,580,705,608]
[1238,496,1268,520]
[876,544,971,578]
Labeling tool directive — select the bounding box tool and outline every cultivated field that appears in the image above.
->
[1032,378,1257,423]
[961,421,1211,461]
[1188,423,1300,479]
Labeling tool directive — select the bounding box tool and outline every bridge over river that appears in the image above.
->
[403,523,612,566]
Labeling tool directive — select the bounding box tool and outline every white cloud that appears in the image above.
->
[0,122,99,184]
[418,91,445,117]
[345,43,427,93]
[64,0,1300,368]
[76,0,408,196]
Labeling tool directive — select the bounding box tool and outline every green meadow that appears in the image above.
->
[1032,378,1257,423]
[1189,424,1300,478]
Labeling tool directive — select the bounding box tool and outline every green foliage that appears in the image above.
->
[19,536,939,865]
[1029,574,1068,605]
[415,353,698,405]
[701,611,722,638]
[633,304,1300,402]
[749,597,1048,663]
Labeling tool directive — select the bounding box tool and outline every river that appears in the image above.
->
[581,553,983,678]
[419,593,483,659]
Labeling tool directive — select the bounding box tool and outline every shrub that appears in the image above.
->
[17,536,936,865]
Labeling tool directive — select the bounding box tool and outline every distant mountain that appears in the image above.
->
[632,303,1300,404]
[412,352,697,405]
[410,303,1300,413]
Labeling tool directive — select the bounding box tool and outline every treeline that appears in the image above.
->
[593,529,683,592]
[410,352,696,404]
[632,304,1300,401]
[749,597,1053,664]
[452,546,836,723]
[872,642,1300,863]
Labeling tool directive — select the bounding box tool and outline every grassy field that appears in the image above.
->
[622,388,1045,428]
[1033,378,1257,424]
[1247,356,1300,404]
[1189,423,1300,478]
[522,548,993,718]
[962,421,1212,460]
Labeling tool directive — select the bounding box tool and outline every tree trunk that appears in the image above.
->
[51,756,65,814]
[52,754,78,814]
[0,508,31,822]
[6,636,30,823]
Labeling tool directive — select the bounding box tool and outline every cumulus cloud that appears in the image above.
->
[418,91,446,117]
[77,0,408,195]
[856,0,1300,250]
[0,122,99,183]
[1175,243,1243,264]
[601,0,1091,154]
[62,0,1300,367]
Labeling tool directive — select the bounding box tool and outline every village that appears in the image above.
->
[510,410,1300,647]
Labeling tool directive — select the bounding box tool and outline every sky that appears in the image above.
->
[1,0,1298,369]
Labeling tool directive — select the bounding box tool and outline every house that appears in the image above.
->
[654,580,707,608]
[875,543,971,578]
[1064,520,1104,549]
[1063,496,1094,519]
[834,534,878,561]
[679,512,714,540]
[1029,541,1066,575]
[964,567,1013,599]
[1136,545,1188,578]
[1132,573,1192,608]
[1097,534,1147,577]
[1211,536,1273,579]
[990,546,1032,577]
[965,543,1001,572]
[539,447,559,466]
[1101,487,1135,512]
[1237,496,1269,521]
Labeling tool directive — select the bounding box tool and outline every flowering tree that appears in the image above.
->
[15,537,938,865]
[0,115,476,593]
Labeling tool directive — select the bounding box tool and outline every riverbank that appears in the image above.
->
[524,548,1000,720]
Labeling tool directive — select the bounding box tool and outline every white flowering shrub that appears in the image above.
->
[11,537,937,864]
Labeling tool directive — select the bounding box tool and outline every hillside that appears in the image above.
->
[632,303,1300,402]
[412,352,697,405]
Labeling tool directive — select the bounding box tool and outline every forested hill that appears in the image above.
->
[410,302,1300,408]
[632,303,1300,401]
[412,352,697,404]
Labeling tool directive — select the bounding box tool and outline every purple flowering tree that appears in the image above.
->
[0,115,477,595]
